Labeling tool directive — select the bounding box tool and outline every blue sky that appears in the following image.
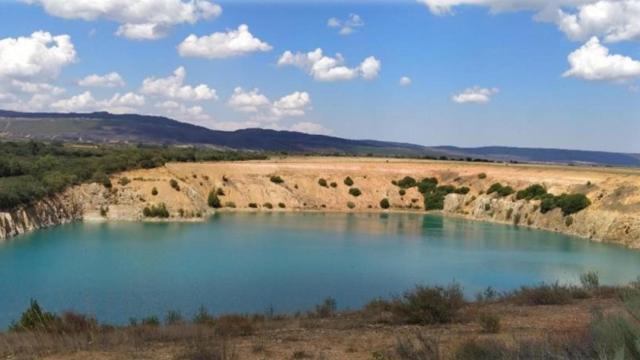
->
[0,0,638,152]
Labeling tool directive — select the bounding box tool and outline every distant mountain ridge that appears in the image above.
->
[1,110,638,167]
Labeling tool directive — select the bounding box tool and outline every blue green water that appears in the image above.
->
[1,212,640,328]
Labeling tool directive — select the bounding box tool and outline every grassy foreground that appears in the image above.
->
[2,274,640,360]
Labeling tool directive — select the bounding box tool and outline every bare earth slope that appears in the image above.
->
[62,157,640,248]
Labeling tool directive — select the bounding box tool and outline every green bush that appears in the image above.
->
[248,203,258,208]
[263,202,273,209]
[516,184,547,200]
[278,202,286,209]
[506,283,575,305]
[580,271,600,290]
[9,299,58,332]
[498,186,514,197]
[208,190,221,208]
[454,186,470,195]
[169,179,180,191]
[318,178,328,187]
[540,193,591,216]
[143,203,170,218]
[399,189,406,196]
[424,192,445,210]
[118,177,130,186]
[151,187,158,196]
[347,201,356,209]
[270,175,284,184]
[478,312,501,333]
[417,178,438,194]
[349,188,362,197]
[396,176,417,189]
[330,182,338,188]
[478,173,487,179]
[392,284,465,325]
[380,198,391,209]
[344,176,354,186]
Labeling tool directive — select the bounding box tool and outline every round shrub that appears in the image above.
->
[330,182,338,188]
[344,176,354,186]
[380,198,390,209]
[318,178,328,187]
[270,175,284,184]
[169,179,180,191]
[347,201,356,209]
[208,190,221,208]
[399,189,406,196]
[349,188,362,197]
[151,187,158,196]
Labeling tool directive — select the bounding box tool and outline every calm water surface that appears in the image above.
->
[1,212,640,328]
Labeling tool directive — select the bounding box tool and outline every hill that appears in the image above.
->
[1,110,638,167]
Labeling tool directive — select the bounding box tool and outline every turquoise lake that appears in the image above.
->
[1,212,640,328]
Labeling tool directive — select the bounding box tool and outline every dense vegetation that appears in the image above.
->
[142,203,170,218]
[487,182,515,197]
[540,193,591,216]
[0,141,265,211]
[392,176,469,211]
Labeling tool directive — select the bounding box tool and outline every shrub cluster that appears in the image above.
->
[391,284,465,325]
[540,193,591,216]
[143,203,170,218]
[516,184,547,200]
[487,183,515,197]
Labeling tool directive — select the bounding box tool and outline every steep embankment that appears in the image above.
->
[2,157,639,247]
[0,192,82,240]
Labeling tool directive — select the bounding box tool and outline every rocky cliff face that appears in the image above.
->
[0,192,83,241]
[443,193,640,248]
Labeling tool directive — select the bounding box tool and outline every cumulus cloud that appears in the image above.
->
[78,72,125,87]
[227,87,271,113]
[178,24,272,59]
[0,31,76,80]
[141,67,217,101]
[452,86,499,104]
[289,121,332,135]
[277,48,381,81]
[327,14,364,35]
[51,91,145,113]
[272,91,311,117]
[419,0,640,43]
[26,0,222,40]
[154,100,212,124]
[10,80,65,95]
[227,87,312,120]
[563,36,640,81]
[399,76,412,86]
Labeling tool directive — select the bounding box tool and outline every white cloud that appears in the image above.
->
[399,76,412,86]
[141,66,217,101]
[272,91,311,117]
[10,80,65,95]
[277,48,381,81]
[178,24,272,59]
[154,100,212,124]
[78,72,125,87]
[227,87,312,120]
[563,36,640,81]
[548,0,640,43]
[227,87,271,113]
[327,14,364,35]
[418,0,640,43]
[289,121,332,135]
[452,86,499,104]
[0,31,76,80]
[26,0,222,40]
[51,91,145,113]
